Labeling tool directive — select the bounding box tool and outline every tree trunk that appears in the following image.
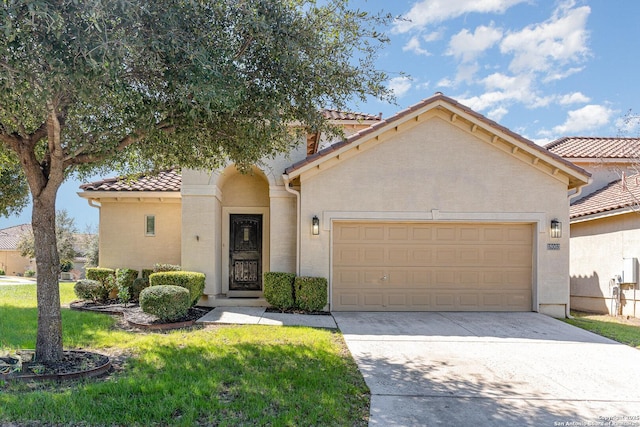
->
[32,192,63,362]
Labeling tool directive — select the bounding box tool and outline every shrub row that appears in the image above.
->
[263,272,328,312]
[77,265,206,321]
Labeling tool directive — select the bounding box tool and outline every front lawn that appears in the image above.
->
[564,311,640,349]
[0,283,369,426]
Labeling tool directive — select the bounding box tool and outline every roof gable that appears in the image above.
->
[285,93,590,190]
[546,137,640,160]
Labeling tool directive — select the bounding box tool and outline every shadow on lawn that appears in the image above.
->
[0,306,116,349]
[0,331,370,426]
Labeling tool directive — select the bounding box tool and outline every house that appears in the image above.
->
[547,137,640,317]
[79,93,590,317]
[0,224,35,276]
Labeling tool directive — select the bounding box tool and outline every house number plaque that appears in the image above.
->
[547,243,560,250]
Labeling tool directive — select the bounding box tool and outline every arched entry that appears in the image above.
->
[219,166,270,297]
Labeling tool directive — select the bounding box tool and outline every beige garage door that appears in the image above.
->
[332,222,533,311]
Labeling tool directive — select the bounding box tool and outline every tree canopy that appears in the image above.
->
[0,0,393,362]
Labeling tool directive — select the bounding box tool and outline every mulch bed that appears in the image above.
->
[70,300,213,330]
[1,350,111,381]
[265,307,331,316]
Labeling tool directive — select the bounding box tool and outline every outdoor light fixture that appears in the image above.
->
[550,219,562,238]
[312,216,320,235]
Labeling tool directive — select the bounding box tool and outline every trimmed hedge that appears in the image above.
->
[294,276,328,312]
[139,285,190,322]
[263,272,296,310]
[0,269,4,275]
[74,279,103,302]
[86,267,116,301]
[141,269,154,281]
[149,271,205,306]
[153,263,181,272]
[116,268,138,303]
[131,277,150,301]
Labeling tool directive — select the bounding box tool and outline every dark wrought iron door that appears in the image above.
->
[229,214,262,291]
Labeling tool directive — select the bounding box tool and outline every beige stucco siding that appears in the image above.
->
[298,116,571,316]
[99,199,181,272]
[570,214,640,317]
[0,250,34,276]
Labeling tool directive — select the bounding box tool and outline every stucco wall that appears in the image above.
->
[570,214,640,317]
[0,250,34,276]
[98,199,181,273]
[297,115,571,316]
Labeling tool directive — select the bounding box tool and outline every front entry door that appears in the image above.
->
[229,214,262,294]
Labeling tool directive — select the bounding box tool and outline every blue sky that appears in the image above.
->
[2,0,638,230]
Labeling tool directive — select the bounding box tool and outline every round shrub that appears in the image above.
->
[294,276,328,312]
[149,271,205,306]
[74,279,104,301]
[263,272,296,310]
[130,277,150,301]
[139,285,190,322]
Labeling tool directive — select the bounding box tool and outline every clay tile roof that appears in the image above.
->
[571,174,640,219]
[80,169,181,192]
[545,137,640,159]
[0,224,31,250]
[321,109,382,121]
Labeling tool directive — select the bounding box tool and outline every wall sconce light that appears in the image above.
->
[550,219,562,238]
[312,216,320,235]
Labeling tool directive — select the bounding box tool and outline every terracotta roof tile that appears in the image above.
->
[321,109,381,121]
[571,174,640,219]
[546,137,640,159]
[80,169,181,192]
[0,224,31,250]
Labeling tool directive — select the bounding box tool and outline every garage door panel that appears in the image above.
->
[332,222,533,311]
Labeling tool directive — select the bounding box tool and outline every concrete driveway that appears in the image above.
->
[333,312,640,426]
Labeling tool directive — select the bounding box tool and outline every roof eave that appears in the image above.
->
[77,191,181,200]
[570,206,636,224]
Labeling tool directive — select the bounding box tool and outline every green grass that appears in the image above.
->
[564,311,640,349]
[0,284,370,426]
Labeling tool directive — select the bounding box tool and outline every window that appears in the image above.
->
[145,215,156,236]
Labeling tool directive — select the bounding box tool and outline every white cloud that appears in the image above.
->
[393,0,527,34]
[436,77,454,88]
[500,3,591,75]
[558,92,590,105]
[403,36,431,56]
[543,67,584,82]
[423,30,444,42]
[487,106,509,121]
[388,76,413,98]
[447,24,503,62]
[552,104,614,134]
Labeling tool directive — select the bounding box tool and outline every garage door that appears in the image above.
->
[332,222,533,311]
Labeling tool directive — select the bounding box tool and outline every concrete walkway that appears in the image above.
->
[333,311,640,426]
[197,306,337,329]
[0,276,36,285]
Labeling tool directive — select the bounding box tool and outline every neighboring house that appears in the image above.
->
[547,137,640,317]
[0,224,35,276]
[79,94,590,317]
